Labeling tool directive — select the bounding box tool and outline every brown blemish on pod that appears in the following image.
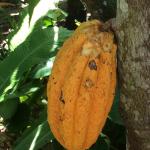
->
[88,60,97,70]
[59,91,65,104]
[84,78,94,88]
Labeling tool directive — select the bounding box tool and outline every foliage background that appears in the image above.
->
[0,0,126,149]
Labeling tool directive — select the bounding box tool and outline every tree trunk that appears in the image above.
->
[80,0,150,149]
[116,0,150,150]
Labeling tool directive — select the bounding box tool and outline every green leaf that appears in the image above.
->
[18,82,41,95]
[47,9,68,21]
[0,98,19,120]
[13,108,53,150]
[0,25,72,102]
[3,81,41,101]
[7,103,31,132]
[43,18,53,27]
[32,65,51,78]
[29,58,55,79]
[109,87,124,125]
[9,1,58,50]
[0,27,54,102]
[9,8,30,50]
[28,0,59,26]
[13,120,53,150]
[28,0,40,23]
[15,108,47,141]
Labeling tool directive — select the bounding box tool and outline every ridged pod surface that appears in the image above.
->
[47,20,117,150]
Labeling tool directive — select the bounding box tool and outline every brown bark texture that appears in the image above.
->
[80,0,150,150]
[116,0,150,150]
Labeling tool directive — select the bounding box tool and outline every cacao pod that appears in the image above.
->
[47,20,117,150]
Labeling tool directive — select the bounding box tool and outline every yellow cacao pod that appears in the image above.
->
[47,20,117,150]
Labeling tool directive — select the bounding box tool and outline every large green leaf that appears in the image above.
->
[28,0,57,24]
[28,0,40,23]
[2,81,41,102]
[9,0,58,50]
[13,120,53,150]
[13,108,53,150]
[0,26,72,102]
[28,58,55,79]
[0,27,54,102]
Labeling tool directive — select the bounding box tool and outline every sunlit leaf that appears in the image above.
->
[29,0,57,27]
[13,121,53,150]
[0,26,72,102]
[3,81,41,101]
[43,18,53,27]
[0,27,54,102]
[28,0,40,23]
[29,58,55,79]
[10,0,58,50]
[47,9,68,21]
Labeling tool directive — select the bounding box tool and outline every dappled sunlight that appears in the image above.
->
[10,0,59,50]
[29,124,42,150]
[0,68,19,102]
[51,26,59,52]
[0,0,127,149]
[10,14,30,50]
[4,68,19,93]
[46,58,55,68]
[30,0,58,28]
[0,117,6,133]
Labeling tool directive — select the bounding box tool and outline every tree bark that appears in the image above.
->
[80,0,150,150]
[116,0,150,150]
